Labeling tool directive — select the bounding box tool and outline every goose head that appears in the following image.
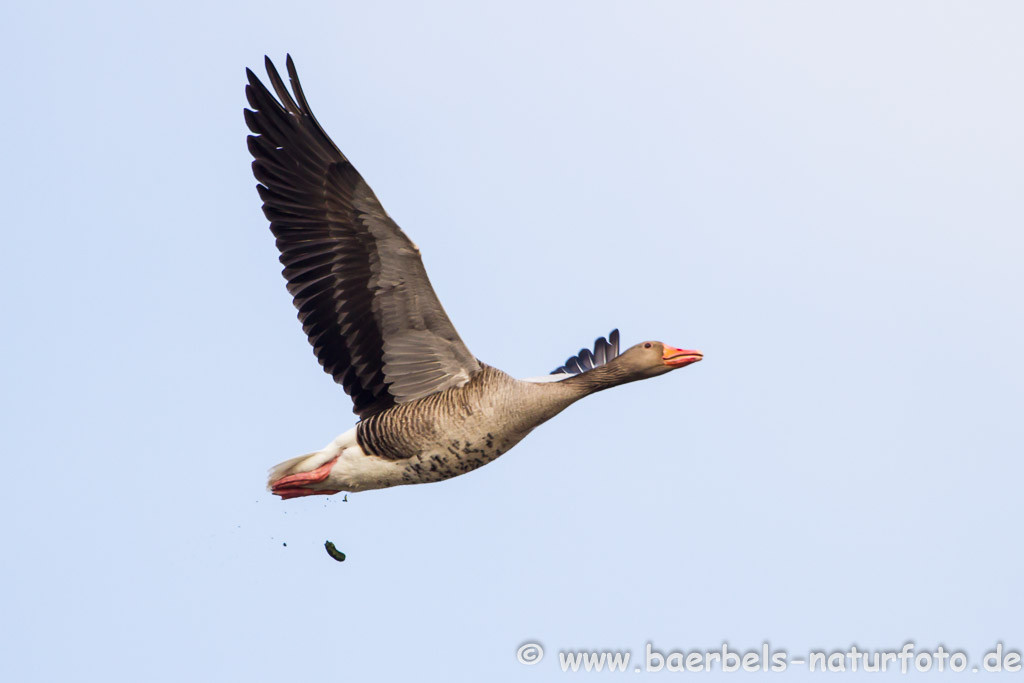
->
[615,341,703,380]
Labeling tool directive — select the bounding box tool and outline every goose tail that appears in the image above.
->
[266,427,358,498]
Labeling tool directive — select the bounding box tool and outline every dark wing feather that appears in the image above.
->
[552,329,621,375]
[246,56,480,419]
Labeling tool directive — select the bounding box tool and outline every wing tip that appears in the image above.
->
[550,327,622,375]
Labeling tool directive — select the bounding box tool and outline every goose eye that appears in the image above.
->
[644,342,652,349]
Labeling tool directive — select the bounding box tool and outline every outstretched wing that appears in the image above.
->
[245,55,480,419]
[551,329,621,376]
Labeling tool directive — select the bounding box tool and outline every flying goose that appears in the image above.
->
[245,56,702,499]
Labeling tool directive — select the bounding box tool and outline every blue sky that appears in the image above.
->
[3,1,1022,680]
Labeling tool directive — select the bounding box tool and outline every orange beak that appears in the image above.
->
[662,344,703,368]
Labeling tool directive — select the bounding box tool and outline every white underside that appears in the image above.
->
[267,426,412,494]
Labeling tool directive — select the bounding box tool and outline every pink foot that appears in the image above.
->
[271,456,342,500]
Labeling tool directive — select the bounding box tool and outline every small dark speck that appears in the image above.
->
[282,542,287,547]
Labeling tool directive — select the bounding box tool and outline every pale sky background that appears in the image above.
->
[2,1,1022,680]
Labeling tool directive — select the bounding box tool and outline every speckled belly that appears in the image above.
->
[349,365,573,491]
[393,430,529,486]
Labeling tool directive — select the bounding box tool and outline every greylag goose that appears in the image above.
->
[245,56,703,499]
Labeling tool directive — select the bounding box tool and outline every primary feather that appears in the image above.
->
[245,56,479,419]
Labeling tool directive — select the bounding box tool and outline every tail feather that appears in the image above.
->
[267,452,321,488]
[266,427,358,492]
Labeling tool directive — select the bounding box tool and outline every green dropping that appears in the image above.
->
[324,540,346,562]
